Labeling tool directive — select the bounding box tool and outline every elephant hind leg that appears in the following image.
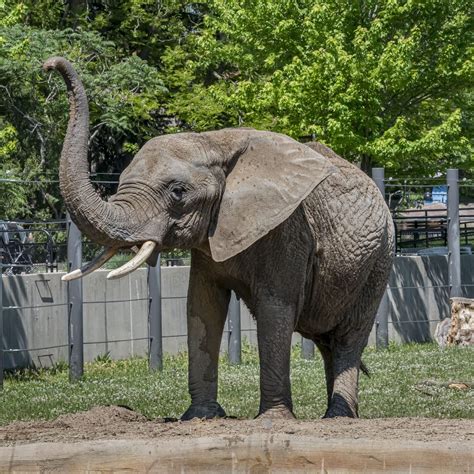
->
[323,279,387,417]
[317,338,369,418]
[323,343,364,418]
[322,247,390,418]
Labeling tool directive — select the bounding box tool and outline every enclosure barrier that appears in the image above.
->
[1,222,244,385]
[447,169,462,298]
[373,168,390,348]
[148,262,163,371]
[0,251,3,389]
[67,213,83,381]
[0,169,473,385]
[227,292,242,365]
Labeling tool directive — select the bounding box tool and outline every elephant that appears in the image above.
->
[43,56,394,419]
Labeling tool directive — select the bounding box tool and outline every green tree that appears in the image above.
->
[0,122,29,219]
[1,0,473,222]
[0,1,168,219]
[164,0,473,175]
[4,0,206,63]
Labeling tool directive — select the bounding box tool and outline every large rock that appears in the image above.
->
[447,297,474,346]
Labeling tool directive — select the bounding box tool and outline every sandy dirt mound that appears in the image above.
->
[0,405,472,446]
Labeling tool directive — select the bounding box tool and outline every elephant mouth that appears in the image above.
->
[61,240,159,282]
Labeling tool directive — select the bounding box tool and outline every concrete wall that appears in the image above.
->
[386,255,474,343]
[2,255,474,369]
[0,266,261,369]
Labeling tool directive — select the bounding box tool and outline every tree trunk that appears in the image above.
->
[360,155,373,175]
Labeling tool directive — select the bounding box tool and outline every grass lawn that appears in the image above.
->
[0,342,472,425]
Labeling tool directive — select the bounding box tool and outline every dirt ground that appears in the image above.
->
[0,405,472,446]
[1,407,473,472]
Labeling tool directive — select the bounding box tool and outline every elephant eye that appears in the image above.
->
[170,185,185,202]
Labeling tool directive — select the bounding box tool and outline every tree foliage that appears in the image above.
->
[0,1,168,218]
[164,0,473,175]
[0,0,472,220]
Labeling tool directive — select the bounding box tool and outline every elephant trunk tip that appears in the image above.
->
[42,56,72,75]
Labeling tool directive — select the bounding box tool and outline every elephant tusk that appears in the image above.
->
[62,247,117,281]
[106,241,156,280]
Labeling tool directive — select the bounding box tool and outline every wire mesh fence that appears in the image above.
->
[0,173,191,275]
[2,172,473,274]
[0,169,473,385]
[0,258,245,386]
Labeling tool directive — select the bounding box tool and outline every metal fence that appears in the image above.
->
[0,219,243,387]
[0,219,67,275]
[0,168,473,386]
[373,168,473,348]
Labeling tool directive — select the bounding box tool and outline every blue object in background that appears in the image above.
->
[431,185,448,204]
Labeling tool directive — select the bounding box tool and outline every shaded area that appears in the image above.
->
[2,274,68,370]
[2,275,30,369]
[387,255,474,343]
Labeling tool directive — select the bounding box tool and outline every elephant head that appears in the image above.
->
[43,57,335,280]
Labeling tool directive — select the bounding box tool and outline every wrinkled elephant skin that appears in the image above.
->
[44,57,394,420]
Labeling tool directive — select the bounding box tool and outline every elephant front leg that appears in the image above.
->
[315,340,334,407]
[256,303,296,419]
[181,269,230,421]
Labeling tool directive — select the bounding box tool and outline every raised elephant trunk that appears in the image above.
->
[44,57,157,281]
[43,57,132,248]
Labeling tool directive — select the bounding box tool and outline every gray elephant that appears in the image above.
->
[44,57,394,419]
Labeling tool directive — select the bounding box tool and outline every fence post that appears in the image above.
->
[67,214,84,381]
[228,292,241,365]
[372,167,386,201]
[148,256,163,371]
[447,169,461,298]
[0,250,3,389]
[372,168,389,348]
[301,337,314,359]
[375,291,389,349]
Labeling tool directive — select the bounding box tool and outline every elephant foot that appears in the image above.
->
[323,409,358,419]
[256,405,295,420]
[180,401,226,421]
[323,408,357,419]
[323,395,358,419]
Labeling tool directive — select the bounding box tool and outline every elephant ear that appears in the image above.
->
[208,131,336,262]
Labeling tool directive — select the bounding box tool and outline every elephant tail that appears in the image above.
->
[360,361,370,377]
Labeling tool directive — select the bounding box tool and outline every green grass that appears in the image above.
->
[0,343,472,425]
